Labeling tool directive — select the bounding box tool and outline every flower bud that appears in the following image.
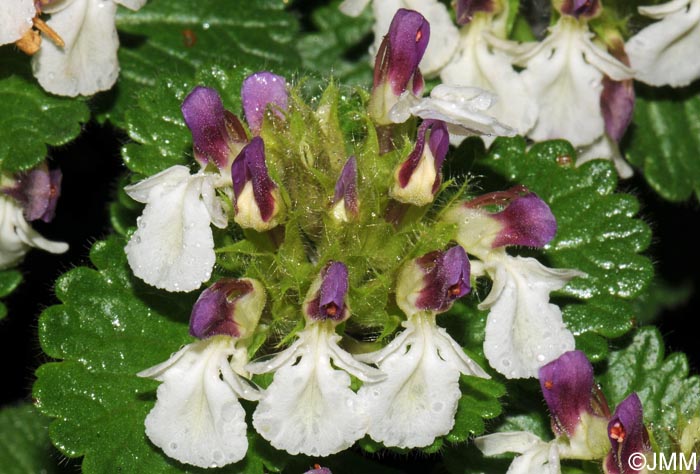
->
[443,187,556,258]
[231,137,283,232]
[241,71,288,135]
[604,394,651,474]
[396,246,471,316]
[601,36,635,143]
[182,86,248,170]
[303,261,351,323]
[189,277,265,340]
[391,119,448,206]
[2,162,62,223]
[455,0,501,25]
[369,9,429,125]
[557,0,601,19]
[331,156,359,222]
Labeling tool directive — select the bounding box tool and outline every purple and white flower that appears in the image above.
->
[339,0,458,77]
[391,119,449,206]
[248,262,383,456]
[138,278,265,468]
[1,164,67,269]
[444,188,582,378]
[357,246,489,448]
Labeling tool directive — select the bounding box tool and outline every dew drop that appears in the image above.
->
[432,402,444,412]
[212,450,224,462]
[536,354,545,362]
[169,442,178,451]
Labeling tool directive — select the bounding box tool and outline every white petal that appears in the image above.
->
[32,0,119,96]
[391,85,515,139]
[475,432,561,474]
[359,314,486,448]
[576,134,634,179]
[519,18,630,147]
[369,0,458,77]
[125,168,219,292]
[339,0,371,16]
[0,0,35,45]
[326,333,385,382]
[440,19,537,139]
[114,0,147,10]
[509,440,561,474]
[480,255,582,379]
[124,165,192,203]
[0,195,67,269]
[475,431,547,455]
[138,337,253,468]
[627,0,700,87]
[639,0,691,18]
[251,325,368,456]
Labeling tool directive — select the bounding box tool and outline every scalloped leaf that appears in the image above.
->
[0,75,89,173]
[97,0,299,126]
[0,403,68,474]
[600,327,700,452]
[474,137,653,360]
[296,0,373,86]
[0,269,22,320]
[120,65,257,176]
[626,84,700,202]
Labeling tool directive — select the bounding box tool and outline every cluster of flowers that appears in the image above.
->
[1,0,146,96]
[0,162,67,269]
[120,8,627,470]
[341,0,700,177]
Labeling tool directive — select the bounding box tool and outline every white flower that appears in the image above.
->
[0,194,68,270]
[513,16,633,147]
[390,84,515,142]
[247,321,384,456]
[476,253,582,379]
[124,165,228,293]
[576,134,634,179]
[339,0,459,76]
[440,14,537,142]
[138,336,259,469]
[0,0,35,46]
[31,0,147,97]
[357,312,489,448]
[626,0,700,87]
[476,431,563,474]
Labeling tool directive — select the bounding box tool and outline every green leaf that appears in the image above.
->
[0,269,22,320]
[296,0,374,86]
[626,84,700,202]
[34,236,199,472]
[600,327,700,453]
[98,0,300,126]
[0,75,89,173]
[121,65,253,176]
[0,403,67,474]
[475,137,653,360]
